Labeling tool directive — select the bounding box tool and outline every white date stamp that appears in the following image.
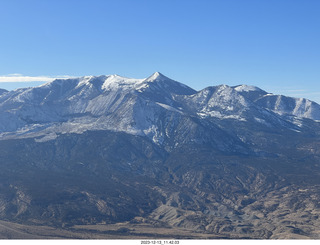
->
[140,240,180,245]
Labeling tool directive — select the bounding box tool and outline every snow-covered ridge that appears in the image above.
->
[255,94,320,120]
[233,84,264,93]
[101,75,145,90]
[0,72,320,144]
[36,72,190,93]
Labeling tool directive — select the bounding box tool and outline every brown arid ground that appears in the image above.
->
[0,220,233,239]
[0,214,319,240]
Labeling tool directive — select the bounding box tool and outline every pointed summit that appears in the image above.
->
[144,72,170,82]
[152,71,162,77]
[142,72,196,96]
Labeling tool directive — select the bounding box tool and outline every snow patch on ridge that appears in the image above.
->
[101,75,145,91]
[234,85,262,92]
[156,102,182,114]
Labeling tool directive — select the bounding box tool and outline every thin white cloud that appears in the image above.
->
[7,73,24,76]
[0,74,74,83]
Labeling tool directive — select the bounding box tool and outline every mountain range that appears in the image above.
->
[0,72,320,239]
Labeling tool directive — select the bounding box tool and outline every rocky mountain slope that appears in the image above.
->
[0,72,320,239]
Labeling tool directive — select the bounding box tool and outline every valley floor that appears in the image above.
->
[0,220,231,239]
[0,219,317,239]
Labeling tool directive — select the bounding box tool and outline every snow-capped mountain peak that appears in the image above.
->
[233,84,268,102]
[233,84,264,93]
[1,72,320,145]
[101,74,144,91]
[144,71,169,82]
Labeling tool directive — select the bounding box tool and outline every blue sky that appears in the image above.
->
[1,0,320,102]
